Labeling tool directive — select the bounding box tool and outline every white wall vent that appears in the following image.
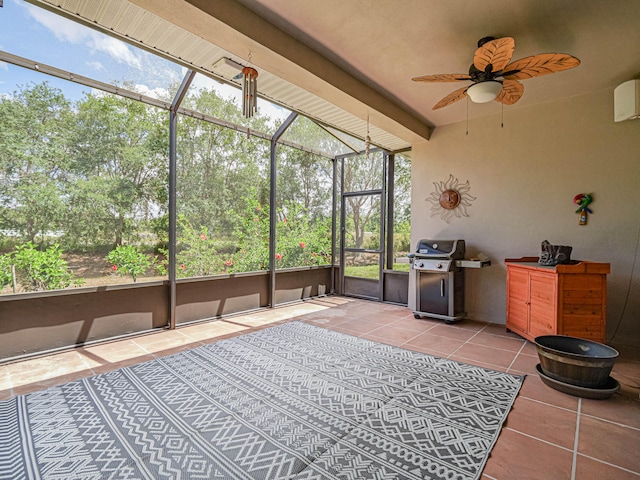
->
[614,79,640,122]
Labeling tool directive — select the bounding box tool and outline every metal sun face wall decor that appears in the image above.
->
[426,175,476,223]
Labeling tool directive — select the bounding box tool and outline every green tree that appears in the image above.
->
[392,154,412,260]
[393,154,412,224]
[343,153,384,249]
[0,77,410,289]
[276,117,340,221]
[276,145,333,221]
[176,88,271,240]
[62,177,117,251]
[67,91,168,248]
[0,82,71,244]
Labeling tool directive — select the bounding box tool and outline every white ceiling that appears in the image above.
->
[27,0,640,150]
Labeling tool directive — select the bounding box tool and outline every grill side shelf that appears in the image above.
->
[455,260,491,268]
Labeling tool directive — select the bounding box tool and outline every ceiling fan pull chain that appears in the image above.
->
[466,96,469,135]
[501,102,504,128]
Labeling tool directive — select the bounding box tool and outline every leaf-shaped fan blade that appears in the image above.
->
[432,86,468,110]
[496,79,524,105]
[503,53,580,80]
[412,73,471,82]
[474,37,515,73]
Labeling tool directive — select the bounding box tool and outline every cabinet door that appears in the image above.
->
[529,272,557,337]
[507,267,529,334]
[417,272,449,315]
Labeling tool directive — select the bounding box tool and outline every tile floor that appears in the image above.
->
[1,296,638,479]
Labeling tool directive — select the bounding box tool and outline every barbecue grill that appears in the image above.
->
[412,239,489,323]
[412,239,465,323]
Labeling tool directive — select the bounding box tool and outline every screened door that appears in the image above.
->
[339,152,386,300]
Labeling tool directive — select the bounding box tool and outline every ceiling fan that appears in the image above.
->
[412,36,580,110]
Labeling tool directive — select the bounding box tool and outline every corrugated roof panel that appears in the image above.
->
[75,0,102,19]
[191,47,229,72]
[99,0,131,25]
[31,0,411,151]
[59,0,84,14]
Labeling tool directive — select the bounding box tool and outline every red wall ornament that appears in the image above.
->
[574,193,593,225]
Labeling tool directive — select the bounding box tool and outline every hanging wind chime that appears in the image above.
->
[241,66,259,118]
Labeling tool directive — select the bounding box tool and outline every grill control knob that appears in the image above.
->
[436,263,443,269]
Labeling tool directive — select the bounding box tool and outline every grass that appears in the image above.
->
[344,262,410,279]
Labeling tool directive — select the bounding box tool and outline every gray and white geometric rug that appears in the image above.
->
[0,321,524,480]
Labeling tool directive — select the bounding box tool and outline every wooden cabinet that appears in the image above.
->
[505,258,610,343]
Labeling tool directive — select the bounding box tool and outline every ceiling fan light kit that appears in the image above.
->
[412,36,580,111]
[466,81,503,103]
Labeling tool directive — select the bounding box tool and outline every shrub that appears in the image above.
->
[0,254,13,290]
[106,244,152,282]
[394,220,411,254]
[12,242,82,291]
[226,200,332,272]
[175,218,225,277]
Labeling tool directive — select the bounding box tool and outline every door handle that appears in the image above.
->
[440,278,445,297]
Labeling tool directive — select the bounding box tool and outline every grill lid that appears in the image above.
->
[415,239,465,259]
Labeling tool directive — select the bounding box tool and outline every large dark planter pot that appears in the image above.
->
[534,335,619,389]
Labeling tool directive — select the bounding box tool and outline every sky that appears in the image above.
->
[0,0,289,122]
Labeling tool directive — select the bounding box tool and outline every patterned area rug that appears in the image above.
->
[0,321,524,480]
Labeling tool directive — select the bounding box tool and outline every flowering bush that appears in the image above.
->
[270,201,332,269]
[228,198,331,271]
[106,244,152,282]
[174,217,225,277]
[226,194,270,272]
[152,197,332,277]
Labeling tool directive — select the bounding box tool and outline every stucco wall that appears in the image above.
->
[410,88,640,349]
